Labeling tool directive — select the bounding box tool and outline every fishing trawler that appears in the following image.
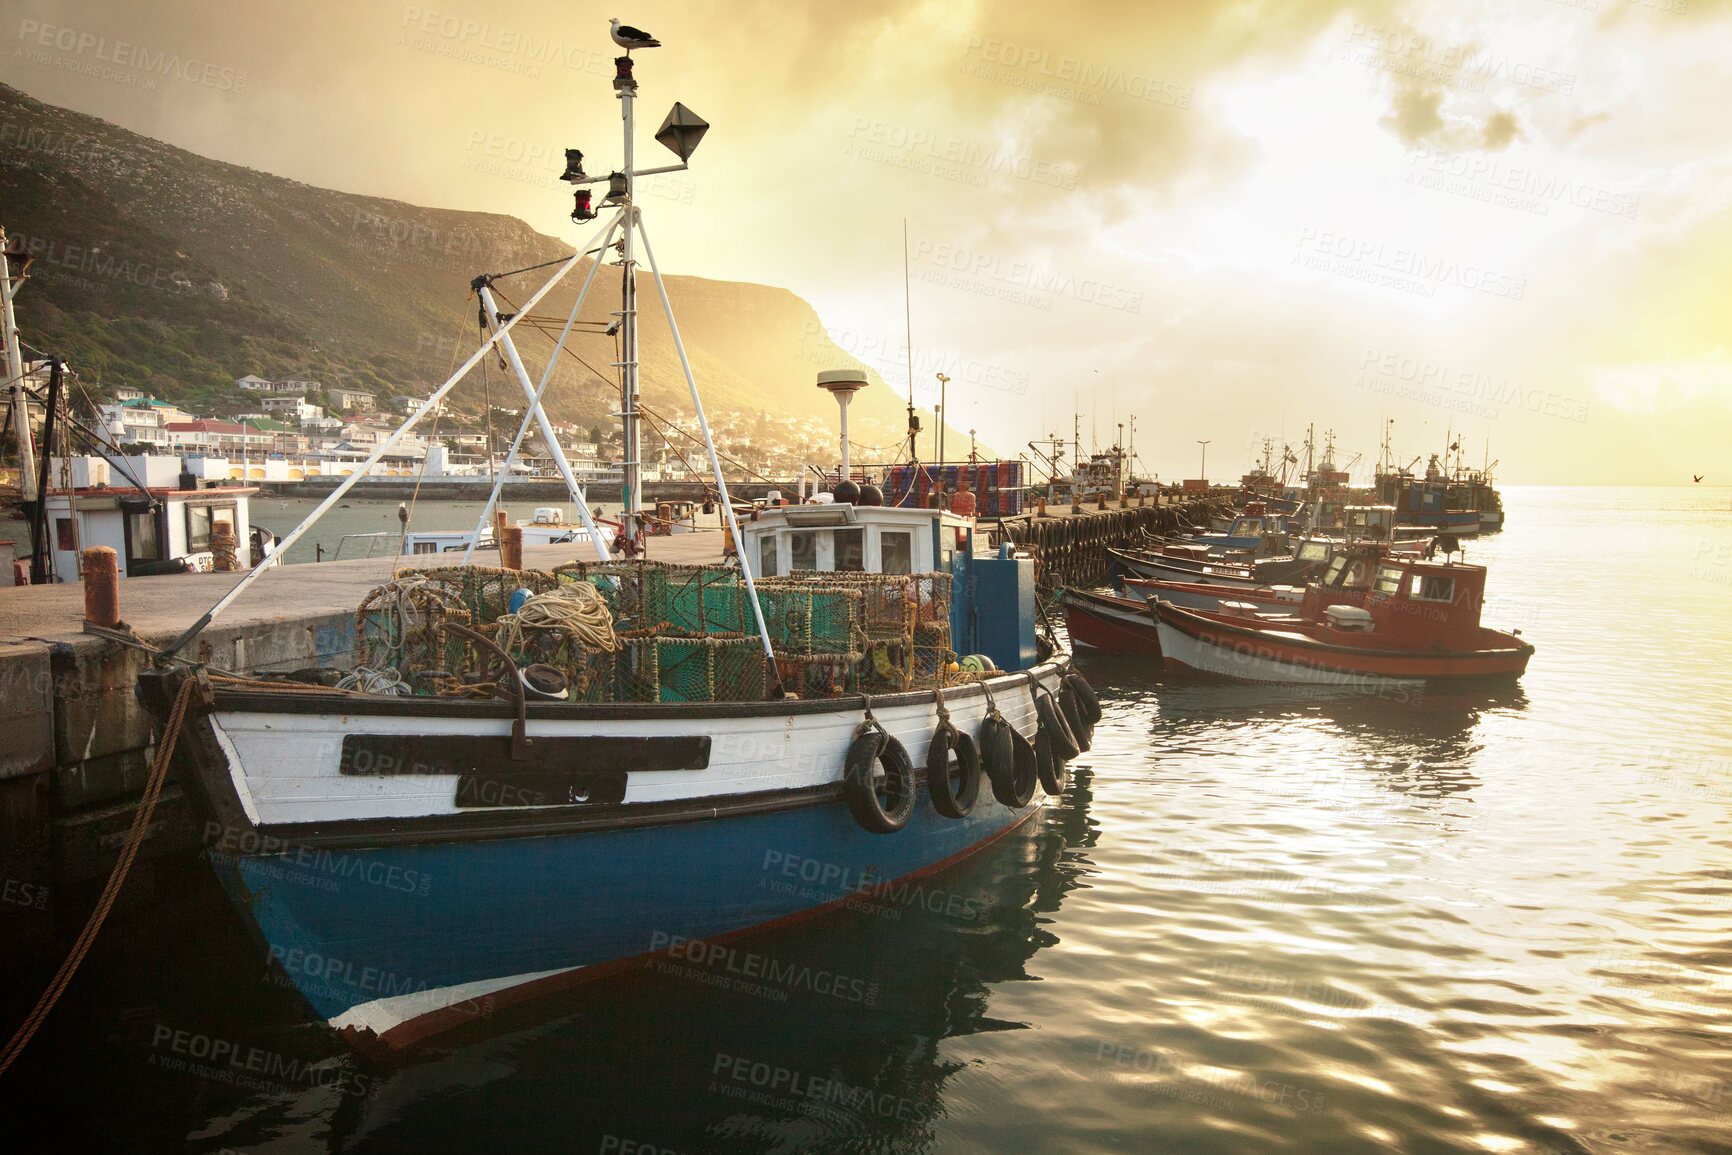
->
[1154,549,1534,688]
[136,34,1097,1052]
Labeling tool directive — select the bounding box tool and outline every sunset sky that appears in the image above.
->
[6,0,1731,483]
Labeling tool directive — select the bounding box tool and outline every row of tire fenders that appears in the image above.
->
[840,670,1103,834]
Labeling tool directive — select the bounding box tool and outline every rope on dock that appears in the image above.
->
[0,675,200,1078]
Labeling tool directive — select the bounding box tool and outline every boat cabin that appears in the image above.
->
[742,503,976,579]
[742,500,1037,671]
[1356,556,1491,647]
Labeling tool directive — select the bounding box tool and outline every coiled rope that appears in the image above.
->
[495,583,620,656]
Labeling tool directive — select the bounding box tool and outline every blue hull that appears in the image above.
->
[211,791,1039,1041]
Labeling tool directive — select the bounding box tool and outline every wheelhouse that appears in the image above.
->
[742,504,975,579]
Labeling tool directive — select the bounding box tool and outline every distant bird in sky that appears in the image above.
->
[609,19,661,51]
[1694,474,1705,483]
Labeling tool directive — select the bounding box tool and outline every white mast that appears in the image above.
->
[2,228,38,501]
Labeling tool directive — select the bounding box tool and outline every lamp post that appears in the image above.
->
[1197,439,1211,482]
[969,428,976,463]
[934,372,949,464]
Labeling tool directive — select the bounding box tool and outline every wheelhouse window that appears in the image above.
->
[55,518,75,551]
[1410,573,1457,603]
[187,505,213,552]
[789,530,817,571]
[127,510,164,563]
[1373,564,1405,595]
[758,535,778,578]
[411,541,439,555]
[1299,540,1330,563]
[834,528,864,572]
[881,530,913,575]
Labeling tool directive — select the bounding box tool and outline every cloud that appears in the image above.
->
[1381,86,1446,145]
[1481,110,1519,150]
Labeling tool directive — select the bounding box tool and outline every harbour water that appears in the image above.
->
[2,485,1729,1153]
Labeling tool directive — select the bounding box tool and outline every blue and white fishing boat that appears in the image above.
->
[137,33,1096,1053]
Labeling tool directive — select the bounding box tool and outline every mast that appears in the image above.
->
[2,228,38,503]
[616,57,643,548]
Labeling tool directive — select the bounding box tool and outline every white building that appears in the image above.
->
[261,396,324,423]
[329,387,376,412]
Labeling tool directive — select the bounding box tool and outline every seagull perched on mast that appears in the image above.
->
[609,18,661,51]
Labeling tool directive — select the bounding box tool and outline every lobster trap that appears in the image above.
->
[354,562,955,702]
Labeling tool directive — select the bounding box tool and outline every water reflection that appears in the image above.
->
[292,776,1107,1152]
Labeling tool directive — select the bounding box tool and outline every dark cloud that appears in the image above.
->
[1381,87,1445,145]
[1482,110,1520,151]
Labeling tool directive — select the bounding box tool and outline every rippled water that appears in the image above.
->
[4,486,1730,1154]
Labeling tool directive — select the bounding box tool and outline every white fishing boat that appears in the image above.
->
[137,31,1099,1053]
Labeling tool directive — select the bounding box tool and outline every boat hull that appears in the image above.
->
[148,662,1072,1050]
[1107,548,1259,589]
[208,782,1039,1049]
[1060,589,1162,653]
[1153,604,1532,688]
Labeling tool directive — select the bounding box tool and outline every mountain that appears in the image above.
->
[0,82,929,455]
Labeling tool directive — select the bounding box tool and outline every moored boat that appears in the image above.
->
[133,35,1104,1054]
[1153,552,1533,689]
[1059,586,1164,653]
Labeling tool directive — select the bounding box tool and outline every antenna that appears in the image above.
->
[902,220,920,471]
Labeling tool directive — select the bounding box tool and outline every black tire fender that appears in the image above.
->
[1058,683,1093,753]
[1035,689,1081,762]
[1035,729,1069,796]
[843,726,917,834]
[978,714,1018,807]
[925,722,981,820]
[997,726,1038,808]
[1066,670,1103,726]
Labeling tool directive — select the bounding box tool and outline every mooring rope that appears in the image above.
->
[0,675,199,1077]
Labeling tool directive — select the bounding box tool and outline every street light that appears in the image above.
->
[1197,439,1211,482]
[934,372,949,464]
[969,428,977,463]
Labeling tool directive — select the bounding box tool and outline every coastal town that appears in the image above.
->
[85,370,844,485]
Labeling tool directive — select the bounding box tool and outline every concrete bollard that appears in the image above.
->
[82,547,121,627]
[1037,496,1047,517]
[500,525,524,571]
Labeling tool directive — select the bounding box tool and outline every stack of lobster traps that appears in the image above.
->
[350,562,959,704]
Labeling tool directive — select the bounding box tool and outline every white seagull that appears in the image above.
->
[609,18,661,51]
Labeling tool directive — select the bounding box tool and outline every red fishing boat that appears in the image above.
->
[1060,587,1164,653]
[1153,553,1533,688]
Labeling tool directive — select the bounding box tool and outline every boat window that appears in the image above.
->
[1322,556,1348,585]
[789,531,818,571]
[411,541,439,555]
[127,511,163,562]
[187,505,213,552]
[835,528,864,572]
[1299,540,1330,562]
[881,530,913,575]
[55,518,75,551]
[1373,564,1405,595]
[1410,573,1456,603]
[758,535,778,578]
